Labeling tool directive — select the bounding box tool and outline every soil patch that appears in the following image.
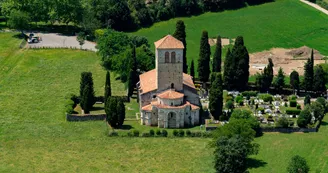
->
[249,46,326,76]
[209,38,235,47]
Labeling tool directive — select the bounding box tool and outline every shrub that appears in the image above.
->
[178,129,185,137]
[202,131,212,138]
[192,131,202,137]
[226,96,234,102]
[289,100,297,107]
[141,132,150,137]
[238,100,244,106]
[297,118,307,128]
[276,117,289,128]
[108,131,118,137]
[296,104,301,110]
[65,99,75,114]
[127,131,133,137]
[289,95,297,101]
[241,91,258,97]
[285,102,288,107]
[149,129,155,136]
[289,120,295,127]
[259,94,273,103]
[173,129,179,137]
[235,95,243,103]
[186,130,191,137]
[155,129,161,136]
[286,108,301,115]
[162,130,168,137]
[133,130,139,137]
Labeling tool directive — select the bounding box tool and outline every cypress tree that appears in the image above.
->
[223,48,234,90]
[260,58,274,92]
[303,58,313,92]
[274,67,285,93]
[290,71,300,94]
[231,36,249,91]
[198,30,211,84]
[80,72,95,99]
[304,95,311,105]
[127,69,134,98]
[190,59,195,82]
[313,65,326,94]
[105,97,118,128]
[173,20,188,73]
[117,99,126,127]
[209,73,223,120]
[105,71,112,103]
[267,58,274,87]
[127,46,138,98]
[80,84,94,114]
[212,35,222,72]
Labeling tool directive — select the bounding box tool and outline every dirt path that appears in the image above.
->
[300,0,328,15]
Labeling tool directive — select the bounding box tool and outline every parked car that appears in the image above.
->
[28,37,40,43]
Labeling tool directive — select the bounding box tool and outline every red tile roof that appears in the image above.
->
[154,35,184,49]
[139,70,196,94]
[157,90,184,99]
[141,101,199,112]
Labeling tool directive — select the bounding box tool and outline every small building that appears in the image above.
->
[137,35,201,128]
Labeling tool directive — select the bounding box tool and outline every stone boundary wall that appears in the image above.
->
[66,113,106,121]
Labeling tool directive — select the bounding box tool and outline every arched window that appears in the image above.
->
[171,52,176,63]
[165,52,170,63]
[171,83,174,89]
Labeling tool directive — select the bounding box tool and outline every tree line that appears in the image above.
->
[0,0,273,34]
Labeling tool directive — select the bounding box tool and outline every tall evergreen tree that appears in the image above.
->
[104,71,112,103]
[105,97,118,128]
[231,36,249,91]
[212,35,222,72]
[274,67,285,93]
[117,99,126,127]
[127,46,138,98]
[224,48,234,90]
[303,51,314,92]
[209,73,223,120]
[313,65,326,94]
[80,84,94,114]
[290,71,300,94]
[190,59,195,82]
[198,30,211,84]
[260,58,274,92]
[173,20,188,73]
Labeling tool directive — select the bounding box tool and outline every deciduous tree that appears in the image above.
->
[287,155,310,173]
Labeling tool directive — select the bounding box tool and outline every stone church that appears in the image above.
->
[137,35,201,128]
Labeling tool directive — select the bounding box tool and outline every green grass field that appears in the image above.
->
[132,0,328,72]
[2,0,328,171]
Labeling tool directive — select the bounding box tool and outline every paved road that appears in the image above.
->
[27,33,97,51]
[300,0,328,15]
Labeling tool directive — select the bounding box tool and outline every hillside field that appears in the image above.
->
[132,0,328,72]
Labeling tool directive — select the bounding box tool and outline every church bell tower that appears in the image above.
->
[154,35,185,92]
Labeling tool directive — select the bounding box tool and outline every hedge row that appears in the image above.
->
[241,91,258,97]
[286,108,301,115]
[108,129,212,138]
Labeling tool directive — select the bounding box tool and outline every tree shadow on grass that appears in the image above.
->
[320,121,328,126]
[247,158,267,169]
[120,125,133,130]
[91,106,104,111]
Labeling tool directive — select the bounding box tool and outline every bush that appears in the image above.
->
[235,95,243,103]
[238,100,244,106]
[241,91,258,97]
[108,131,119,137]
[161,130,168,137]
[186,130,191,137]
[289,100,297,107]
[297,118,307,128]
[149,129,155,136]
[296,104,301,110]
[127,131,133,137]
[173,129,179,137]
[276,117,289,128]
[259,94,273,103]
[133,130,139,137]
[191,131,202,137]
[65,99,75,114]
[289,95,297,101]
[286,108,301,115]
[141,132,151,137]
[289,120,295,127]
[155,129,161,136]
[178,129,185,137]
[202,131,212,138]
[285,102,288,107]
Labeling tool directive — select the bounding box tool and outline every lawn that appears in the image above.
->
[132,0,328,73]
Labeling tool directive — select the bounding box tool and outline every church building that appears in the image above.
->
[137,35,201,128]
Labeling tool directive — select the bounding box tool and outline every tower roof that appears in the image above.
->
[154,35,184,49]
[157,90,184,99]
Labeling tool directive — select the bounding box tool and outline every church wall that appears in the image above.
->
[140,90,157,107]
[183,87,201,106]
[156,49,183,92]
[158,97,184,106]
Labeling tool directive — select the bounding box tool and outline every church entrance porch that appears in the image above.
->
[168,112,177,128]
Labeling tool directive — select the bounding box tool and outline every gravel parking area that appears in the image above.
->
[27,33,97,51]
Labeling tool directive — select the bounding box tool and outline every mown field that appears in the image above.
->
[133,0,328,72]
